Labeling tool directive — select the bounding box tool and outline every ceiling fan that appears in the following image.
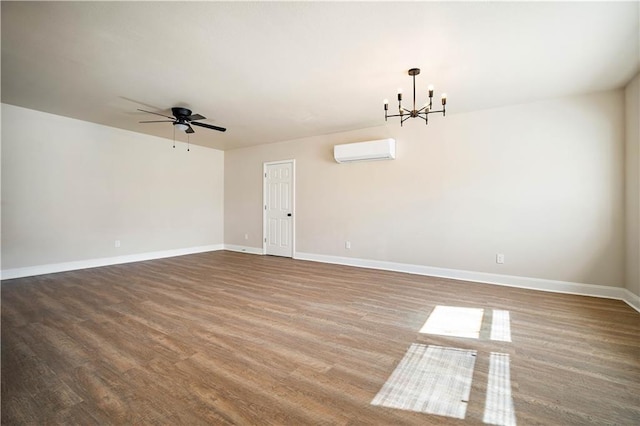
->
[138,107,226,133]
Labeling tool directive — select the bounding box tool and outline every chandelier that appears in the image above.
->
[384,68,447,126]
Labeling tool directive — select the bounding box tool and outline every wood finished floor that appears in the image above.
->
[2,251,639,425]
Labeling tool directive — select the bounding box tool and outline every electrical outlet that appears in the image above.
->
[115,240,121,248]
[244,233,249,240]
[345,241,351,249]
[496,253,505,264]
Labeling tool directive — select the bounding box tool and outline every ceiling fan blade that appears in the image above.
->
[187,113,206,121]
[139,120,174,123]
[137,108,175,120]
[186,125,195,134]
[191,121,227,132]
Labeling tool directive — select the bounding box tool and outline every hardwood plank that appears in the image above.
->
[2,250,639,425]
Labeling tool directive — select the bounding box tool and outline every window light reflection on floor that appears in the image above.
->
[374,306,517,423]
[419,306,484,339]
[483,352,517,426]
[371,344,477,419]
[490,309,512,342]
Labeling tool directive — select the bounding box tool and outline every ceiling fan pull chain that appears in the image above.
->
[173,125,176,149]
[187,133,190,152]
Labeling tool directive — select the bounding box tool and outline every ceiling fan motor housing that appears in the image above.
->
[172,107,193,118]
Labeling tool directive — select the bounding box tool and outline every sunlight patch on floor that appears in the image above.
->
[483,352,517,426]
[419,306,484,339]
[490,310,512,342]
[371,344,477,419]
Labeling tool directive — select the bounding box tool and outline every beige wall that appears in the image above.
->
[225,90,625,288]
[1,104,224,270]
[2,88,628,290]
[625,73,640,297]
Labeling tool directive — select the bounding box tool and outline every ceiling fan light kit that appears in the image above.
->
[384,68,447,126]
[174,122,189,132]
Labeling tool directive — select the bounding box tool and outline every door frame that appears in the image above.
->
[262,159,296,257]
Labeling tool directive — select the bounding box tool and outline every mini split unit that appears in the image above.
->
[333,138,396,163]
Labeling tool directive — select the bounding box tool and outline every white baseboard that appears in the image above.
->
[223,244,265,255]
[622,288,640,312]
[3,246,638,314]
[1,244,224,280]
[294,252,640,314]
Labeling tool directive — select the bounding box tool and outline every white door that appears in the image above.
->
[264,160,294,257]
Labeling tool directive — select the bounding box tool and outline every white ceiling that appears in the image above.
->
[2,1,638,150]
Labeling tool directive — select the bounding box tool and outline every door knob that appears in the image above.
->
[287,213,292,217]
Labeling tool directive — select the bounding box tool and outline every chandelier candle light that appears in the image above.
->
[384,68,446,126]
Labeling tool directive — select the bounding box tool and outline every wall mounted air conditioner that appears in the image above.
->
[333,138,396,163]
